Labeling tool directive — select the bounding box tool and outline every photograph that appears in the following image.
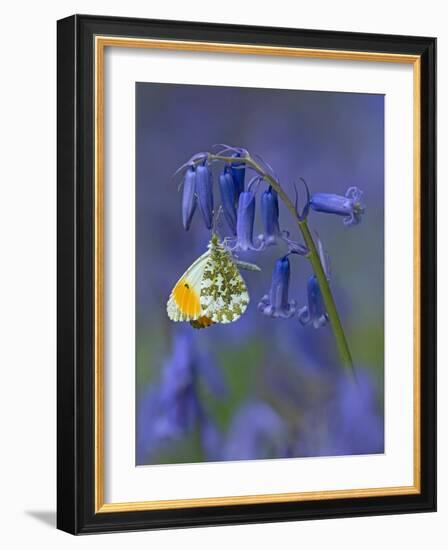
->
[135,82,385,466]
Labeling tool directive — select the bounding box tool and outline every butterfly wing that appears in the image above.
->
[167,250,210,322]
[199,245,249,323]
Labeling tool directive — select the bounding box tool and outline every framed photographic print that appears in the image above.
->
[57,14,436,534]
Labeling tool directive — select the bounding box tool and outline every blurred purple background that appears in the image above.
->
[136,82,384,465]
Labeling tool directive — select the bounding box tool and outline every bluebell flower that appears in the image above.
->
[328,369,384,455]
[229,191,263,252]
[258,183,308,253]
[198,417,222,462]
[154,333,202,440]
[136,330,225,463]
[181,165,197,230]
[310,186,365,226]
[258,256,297,318]
[196,161,214,229]
[223,401,289,460]
[298,235,330,328]
[298,275,329,328]
[136,385,161,465]
[259,186,280,245]
[230,151,245,196]
[218,165,237,234]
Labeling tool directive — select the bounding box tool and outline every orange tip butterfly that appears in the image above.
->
[167,234,260,329]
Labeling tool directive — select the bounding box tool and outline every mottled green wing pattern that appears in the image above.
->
[199,239,249,323]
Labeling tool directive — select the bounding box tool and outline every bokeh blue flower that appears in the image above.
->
[223,401,290,461]
[137,329,225,464]
[295,368,384,456]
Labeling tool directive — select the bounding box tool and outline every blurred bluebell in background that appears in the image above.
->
[136,82,384,465]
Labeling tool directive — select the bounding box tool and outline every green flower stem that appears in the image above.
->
[209,153,355,377]
[298,220,354,376]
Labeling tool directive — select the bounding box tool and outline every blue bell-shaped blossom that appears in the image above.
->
[218,165,237,234]
[181,165,197,230]
[229,191,263,252]
[258,256,297,318]
[231,152,245,197]
[258,184,308,254]
[136,330,225,464]
[259,186,281,246]
[298,235,330,328]
[298,275,329,328]
[196,161,214,229]
[295,368,384,457]
[223,400,289,460]
[310,186,364,226]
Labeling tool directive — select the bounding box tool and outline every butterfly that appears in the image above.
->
[167,234,259,329]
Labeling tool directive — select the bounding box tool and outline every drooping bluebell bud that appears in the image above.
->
[258,256,297,318]
[298,275,329,328]
[230,191,262,252]
[260,186,280,245]
[196,161,214,229]
[231,152,245,197]
[181,165,197,230]
[218,165,237,234]
[310,186,365,226]
[258,185,308,254]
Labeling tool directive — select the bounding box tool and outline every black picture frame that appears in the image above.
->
[57,14,436,534]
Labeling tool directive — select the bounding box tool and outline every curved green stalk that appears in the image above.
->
[209,153,355,378]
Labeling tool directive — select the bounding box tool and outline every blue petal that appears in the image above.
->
[299,275,328,328]
[223,401,289,460]
[310,187,365,226]
[230,191,263,251]
[260,186,280,243]
[310,193,353,216]
[196,162,214,229]
[258,256,297,318]
[181,165,197,230]
[231,152,245,196]
[219,166,237,234]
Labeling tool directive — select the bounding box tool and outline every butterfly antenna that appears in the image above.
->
[212,206,224,237]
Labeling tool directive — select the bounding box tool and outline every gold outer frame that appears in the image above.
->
[94,36,421,514]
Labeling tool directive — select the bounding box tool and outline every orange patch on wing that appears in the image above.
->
[172,278,201,318]
[190,316,214,329]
